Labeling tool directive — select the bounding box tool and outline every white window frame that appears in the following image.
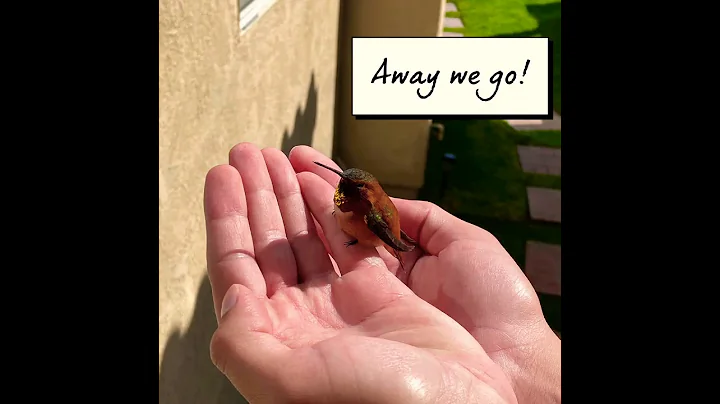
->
[239,0,279,35]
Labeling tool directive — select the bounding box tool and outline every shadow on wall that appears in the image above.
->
[158,73,318,404]
[159,276,248,404]
[281,72,318,155]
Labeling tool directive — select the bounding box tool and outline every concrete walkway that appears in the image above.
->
[517,145,560,176]
[527,187,561,223]
[525,241,561,296]
[443,2,464,37]
[512,111,561,296]
[506,111,562,131]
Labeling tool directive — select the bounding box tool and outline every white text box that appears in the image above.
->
[352,37,551,118]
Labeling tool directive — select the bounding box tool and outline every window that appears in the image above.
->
[239,0,279,35]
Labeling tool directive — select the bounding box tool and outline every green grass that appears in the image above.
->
[444,0,562,113]
[526,173,561,189]
[421,119,529,221]
[513,130,561,148]
[420,120,560,220]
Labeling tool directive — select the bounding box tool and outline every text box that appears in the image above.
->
[352,37,552,119]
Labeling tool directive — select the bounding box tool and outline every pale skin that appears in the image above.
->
[204,143,561,404]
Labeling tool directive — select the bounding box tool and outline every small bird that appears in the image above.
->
[314,161,416,272]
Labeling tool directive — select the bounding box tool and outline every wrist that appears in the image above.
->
[500,329,561,404]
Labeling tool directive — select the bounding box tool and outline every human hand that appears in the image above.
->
[204,143,518,403]
[289,147,561,404]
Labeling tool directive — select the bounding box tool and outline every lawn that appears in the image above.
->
[445,0,562,114]
[419,120,560,220]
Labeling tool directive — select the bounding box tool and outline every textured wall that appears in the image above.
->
[159,0,340,402]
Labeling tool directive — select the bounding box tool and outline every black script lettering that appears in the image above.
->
[371,58,391,84]
[370,58,439,99]
[476,70,503,102]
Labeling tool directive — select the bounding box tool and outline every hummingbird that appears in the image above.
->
[314,161,417,271]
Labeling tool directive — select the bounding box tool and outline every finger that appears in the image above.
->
[261,147,336,281]
[311,214,342,276]
[297,172,386,274]
[288,145,340,187]
[329,265,415,325]
[230,143,298,295]
[391,198,504,256]
[204,165,267,318]
[375,246,419,282]
[329,255,341,276]
[312,215,332,255]
[210,284,291,401]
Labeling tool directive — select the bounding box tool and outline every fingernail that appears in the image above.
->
[220,286,239,319]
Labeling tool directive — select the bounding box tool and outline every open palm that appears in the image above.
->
[288,147,561,404]
[215,266,515,403]
[204,144,517,403]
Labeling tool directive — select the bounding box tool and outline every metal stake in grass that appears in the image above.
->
[439,153,457,205]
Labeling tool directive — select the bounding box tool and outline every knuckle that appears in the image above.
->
[476,227,501,244]
[418,200,441,213]
[209,330,230,376]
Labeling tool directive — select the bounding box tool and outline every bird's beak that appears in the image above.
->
[314,161,346,179]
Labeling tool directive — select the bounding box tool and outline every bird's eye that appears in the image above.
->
[356,183,364,189]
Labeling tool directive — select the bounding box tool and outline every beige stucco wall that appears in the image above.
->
[159,0,340,402]
[334,0,445,199]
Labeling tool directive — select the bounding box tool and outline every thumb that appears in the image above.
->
[391,199,503,256]
[210,284,290,398]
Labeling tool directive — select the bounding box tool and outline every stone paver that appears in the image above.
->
[525,241,561,296]
[445,3,458,12]
[444,17,464,29]
[506,111,561,131]
[443,31,464,37]
[517,145,561,175]
[527,187,561,223]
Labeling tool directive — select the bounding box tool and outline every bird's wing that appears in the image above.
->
[400,230,416,245]
[365,208,414,252]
